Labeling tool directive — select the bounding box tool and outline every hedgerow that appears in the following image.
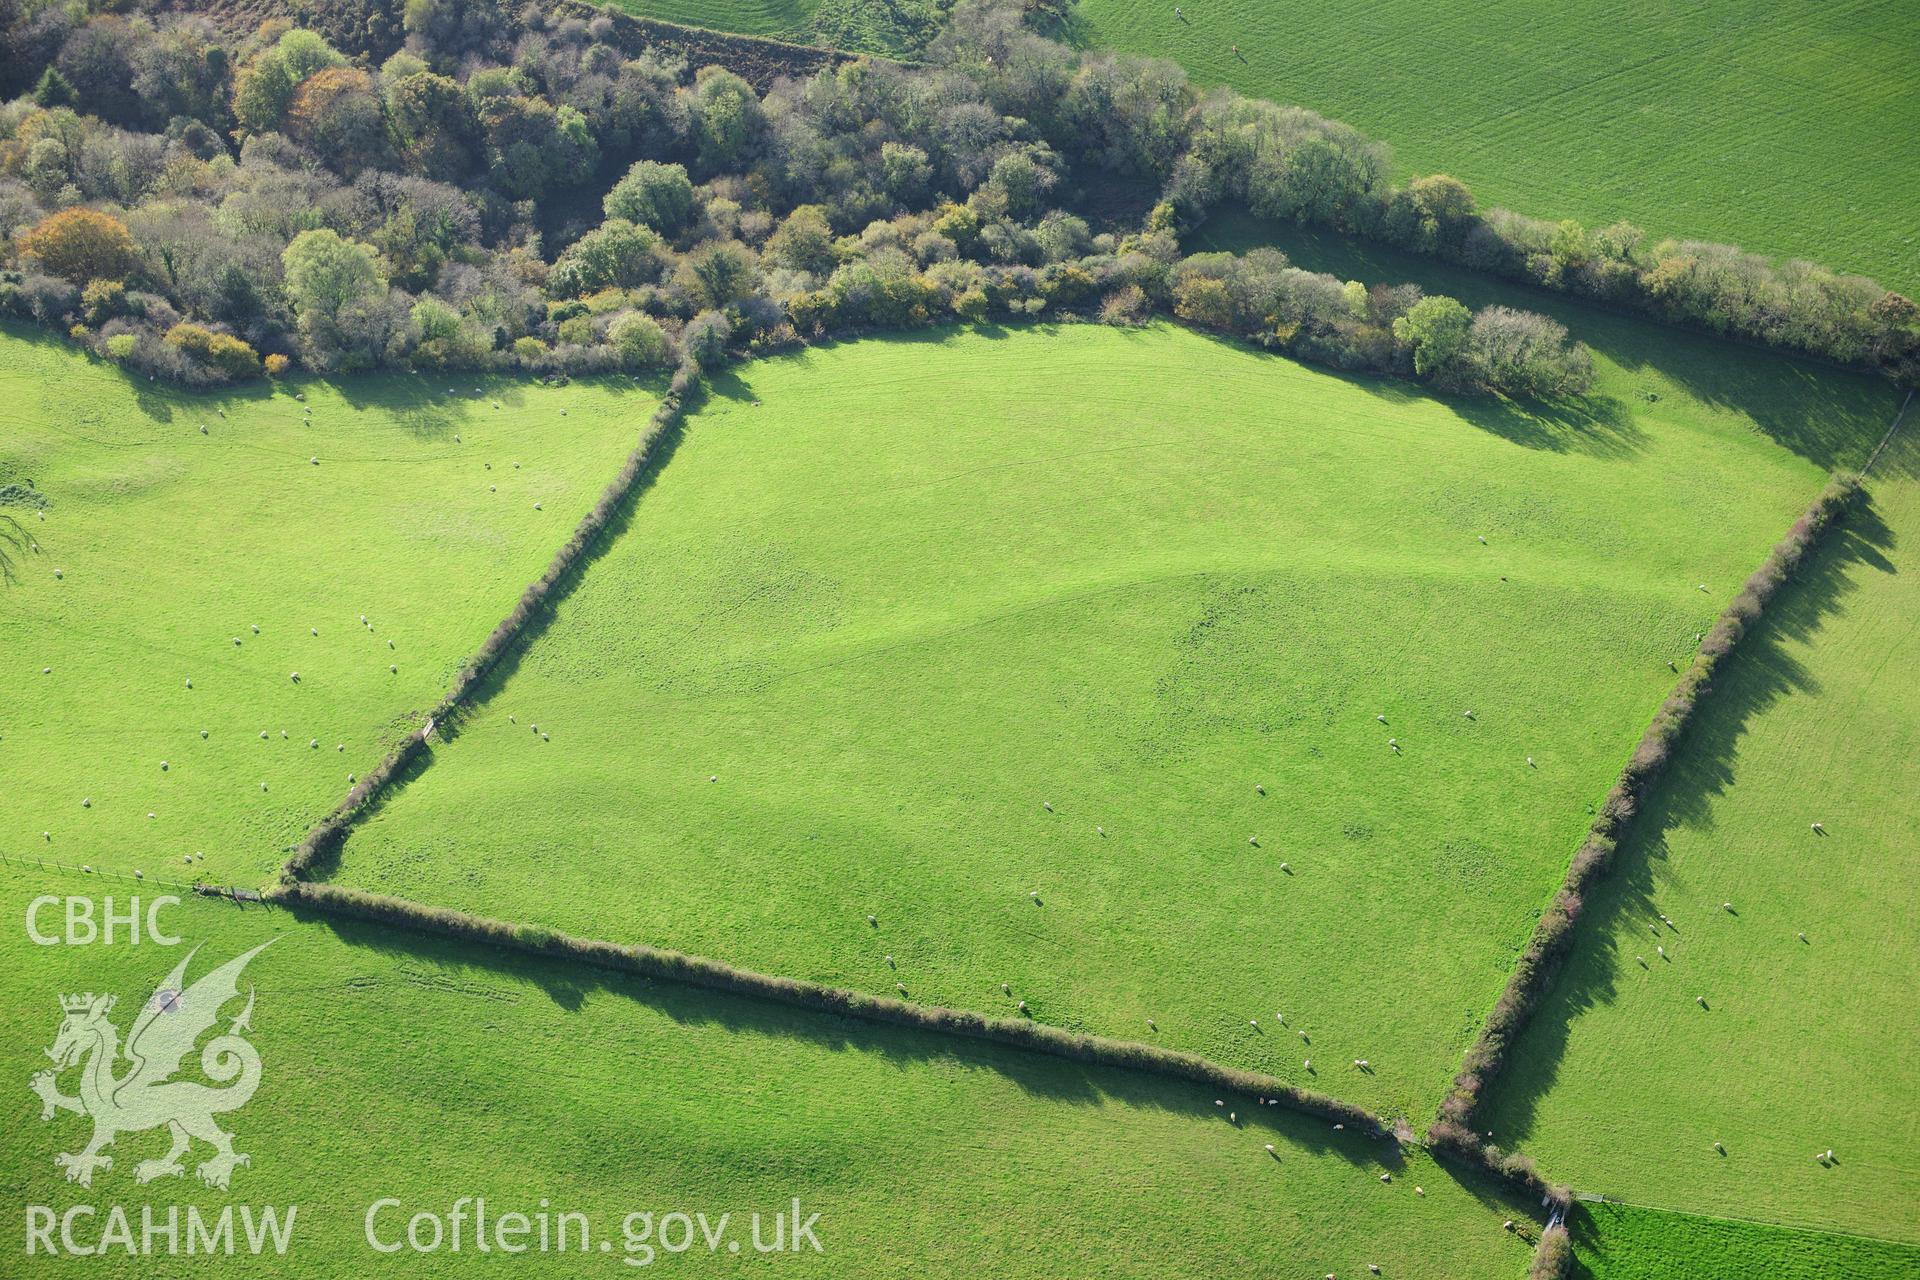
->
[1432,474,1864,1192]
[270,878,1389,1137]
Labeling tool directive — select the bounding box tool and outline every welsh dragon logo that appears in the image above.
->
[29,940,274,1190]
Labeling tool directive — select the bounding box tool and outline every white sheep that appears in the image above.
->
[1043,800,1053,812]
[1811,821,1825,833]
[82,798,90,808]
[1722,901,1733,912]
[1695,995,1707,1007]
[1265,1144,1275,1154]
[1303,1059,1310,1070]
[311,628,318,636]
[1248,836,1259,846]
[251,624,259,634]
[1096,825,1105,836]
[53,568,62,579]
[200,730,208,739]
[160,761,168,771]
[1255,784,1265,795]
[290,671,299,682]
[1017,1000,1028,1012]
[1279,862,1291,873]
[1527,756,1536,767]
[1477,535,1487,544]
[865,914,877,926]
[185,678,193,689]
[1376,714,1387,723]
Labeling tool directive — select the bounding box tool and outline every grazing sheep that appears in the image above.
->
[290,671,299,682]
[1029,891,1040,902]
[1798,931,1808,943]
[1376,714,1387,723]
[866,914,877,926]
[133,870,143,879]
[1279,862,1291,873]
[1250,1020,1259,1029]
[1713,1140,1725,1153]
[251,624,259,634]
[43,667,51,675]
[1255,784,1265,795]
[1657,945,1666,958]
[1229,1111,1236,1123]
[147,812,155,820]
[1722,901,1734,912]
[1503,1221,1514,1232]
[1000,982,1009,994]
[1248,836,1259,846]
[1147,1019,1156,1031]
[310,457,319,466]
[886,956,895,968]
[260,731,269,740]
[233,637,242,646]
[1276,1013,1286,1024]
[896,983,907,994]
[160,761,168,771]
[1698,584,1708,592]
[1332,1123,1343,1131]
[1303,1059,1310,1070]
[347,774,355,784]
[1215,1100,1224,1108]
[1096,825,1105,836]
[1636,955,1646,967]
[1477,535,1487,544]
[259,782,267,791]
[388,639,394,649]
[309,739,318,749]
[43,832,49,840]
[533,502,542,510]
[200,730,208,739]
[390,665,397,673]
[1811,821,1825,833]
[1043,800,1053,812]
[280,730,288,739]
[1265,1144,1275,1154]
[1527,756,1535,767]
[1696,995,1707,1007]
[1414,1187,1424,1197]
[1370,1267,1381,1275]
[199,425,208,434]
[1379,1173,1390,1183]
[82,798,90,808]
[1463,710,1473,719]
[1017,1000,1028,1013]
[311,628,318,636]
[53,568,62,579]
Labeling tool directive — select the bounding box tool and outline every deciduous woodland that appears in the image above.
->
[1,0,1913,398]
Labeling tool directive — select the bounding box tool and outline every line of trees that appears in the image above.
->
[3,0,1891,397]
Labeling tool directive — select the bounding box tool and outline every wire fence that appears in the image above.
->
[0,851,267,902]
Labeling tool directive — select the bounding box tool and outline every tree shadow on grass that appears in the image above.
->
[1191,214,1901,472]
[1475,495,1897,1149]
[282,897,1424,1176]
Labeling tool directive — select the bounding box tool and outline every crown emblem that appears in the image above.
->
[59,993,112,1014]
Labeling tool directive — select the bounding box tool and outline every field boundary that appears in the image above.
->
[280,360,698,886]
[1428,472,1869,1197]
[1572,1196,1920,1251]
[1863,387,1914,476]
[268,877,1392,1135]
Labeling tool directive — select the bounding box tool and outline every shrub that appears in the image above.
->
[1529,1225,1573,1279]
[682,309,733,367]
[104,332,137,360]
[164,323,263,378]
[264,352,291,377]
[18,209,137,284]
[512,335,549,363]
[1393,294,1472,382]
[603,160,695,234]
[607,312,670,370]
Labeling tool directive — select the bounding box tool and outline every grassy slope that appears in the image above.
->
[605,0,817,43]
[329,321,1893,1123]
[1478,424,1920,1243]
[1075,0,1920,291]
[1572,1202,1920,1280]
[0,869,1537,1278]
[0,326,654,888]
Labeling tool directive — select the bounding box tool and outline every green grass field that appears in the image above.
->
[1075,0,1920,291]
[325,321,1894,1123]
[0,326,654,890]
[1570,1202,1920,1279]
[1477,423,1920,1244]
[608,0,815,42]
[0,868,1538,1277]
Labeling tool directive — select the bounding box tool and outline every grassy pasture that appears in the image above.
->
[1477,425,1920,1243]
[0,326,653,889]
[328,321,1893,1122]
[1075,0,1920,291]
[0,868,1537,1278]
[1571,1202,1920,1280]
[607,0,815,42]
